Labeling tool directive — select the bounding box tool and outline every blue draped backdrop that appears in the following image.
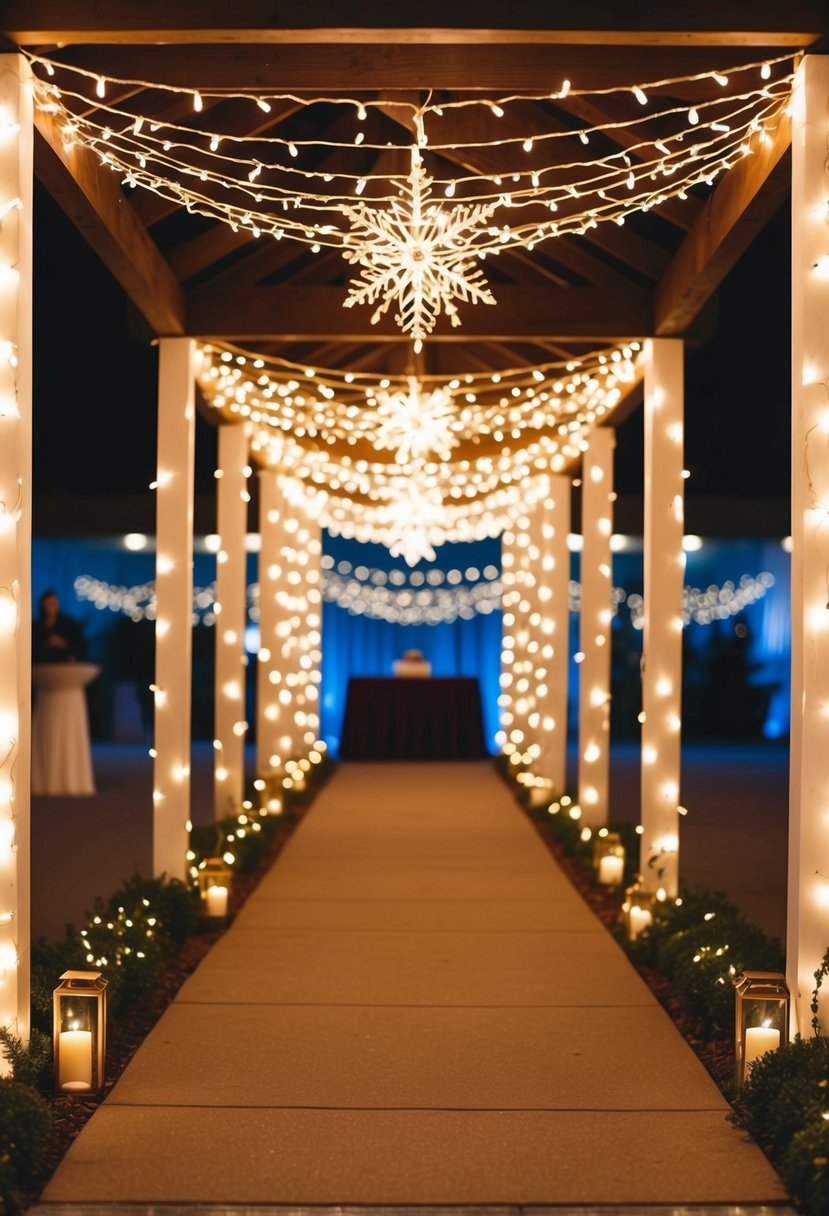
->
[31,532,792,751]
[320,533,503,754]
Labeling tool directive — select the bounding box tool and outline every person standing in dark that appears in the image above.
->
[33,590,87,663]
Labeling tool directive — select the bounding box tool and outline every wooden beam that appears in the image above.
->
[40,44,793,92]
[4,2,823,45]
[654,110,791,335]
[186,284,651,340]
[33,104,185,335]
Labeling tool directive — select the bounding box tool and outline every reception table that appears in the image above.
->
[339,676,488,760]
[32,662,100,796]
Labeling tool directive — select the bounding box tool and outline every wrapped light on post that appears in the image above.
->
[53,971,108,1094]
[734,971,790,1085]
[621,878,656,940]
[198,857,233,920]
[593,831,625,887]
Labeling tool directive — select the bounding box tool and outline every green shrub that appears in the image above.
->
[0,1028,53,1093]
[0,1078,50,1213]
[785,1118,829,1215]
[730,1035,829,1159]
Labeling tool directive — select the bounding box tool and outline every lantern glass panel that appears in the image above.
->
[198,857,233,918]
[622,880,655,940]
[734,971,789,1084]
[53,970,107,1094]
[593,832,625,887]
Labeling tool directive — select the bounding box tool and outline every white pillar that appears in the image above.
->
[499,514,537,766]
[152,338,196,880]
[256,470,288,775]
[788,54,829,1034]
[578,428,615,826]
[0,55,32,1048]
[537,476,572,794]
[640,338,685,900]
[213,422,250,819]
[281,512,323,758]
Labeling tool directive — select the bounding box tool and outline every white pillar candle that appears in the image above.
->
[744,1025,780,1071]
[205,884,229,918]
[628,906,653,939]
[598,854,624,885]
[59,1028,93,1091]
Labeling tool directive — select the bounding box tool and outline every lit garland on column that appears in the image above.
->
[537,476,572,794]
[787,54,829,1035]
[499,510,544,769]
[256,471,289,776]
[152,339,197,882]
[0,54,32,1057]
[578,429,615,827]
[213,423,251,818]
[640,339,685,902]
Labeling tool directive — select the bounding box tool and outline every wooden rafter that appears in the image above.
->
[654,108,792,334]
[33,100,185,335]
[185,283,651,340]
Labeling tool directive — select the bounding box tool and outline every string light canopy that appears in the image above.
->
[28,50,797,341]
[196,339,641,563]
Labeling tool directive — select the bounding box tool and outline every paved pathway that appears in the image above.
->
[38,763,790,1208]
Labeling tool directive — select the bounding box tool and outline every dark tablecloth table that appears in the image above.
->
[339,676,488,760]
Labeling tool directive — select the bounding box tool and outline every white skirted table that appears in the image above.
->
[32,662,100,796]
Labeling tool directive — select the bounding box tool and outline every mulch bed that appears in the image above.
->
[526,812,735,1088]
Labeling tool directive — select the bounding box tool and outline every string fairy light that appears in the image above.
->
[25,51,797,338]
[198,340,641,560]
[74,569,775,631]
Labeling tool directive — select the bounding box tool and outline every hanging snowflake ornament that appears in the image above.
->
[382,478,447,566]
[342,148,497,350]
[373,377,458,465]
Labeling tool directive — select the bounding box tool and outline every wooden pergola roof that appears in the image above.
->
[3,2,828,391]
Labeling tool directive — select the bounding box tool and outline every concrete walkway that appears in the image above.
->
[39,763,790,1208]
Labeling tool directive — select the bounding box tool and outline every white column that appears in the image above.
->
[498,515,536,765]
[640,338,685,900]
[287,514,323,755]
[788,54,829,1034]
[537,476,572,794]
[213,422,250,819]
[578,428,615,826]
[256,470,288,775]
[152,338,196,880]
[0,55,32,1049]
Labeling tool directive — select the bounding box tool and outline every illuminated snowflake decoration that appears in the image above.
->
[342,149,497,350]
[373,377,458,465]
[383,479,447,567]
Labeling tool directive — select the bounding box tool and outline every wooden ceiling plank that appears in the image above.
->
[654,109,791,335]
[28,45,798,92]
[578,222,670,281]
[4,2,823,45]
[185,283,651,340]
[33,103,185,335]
